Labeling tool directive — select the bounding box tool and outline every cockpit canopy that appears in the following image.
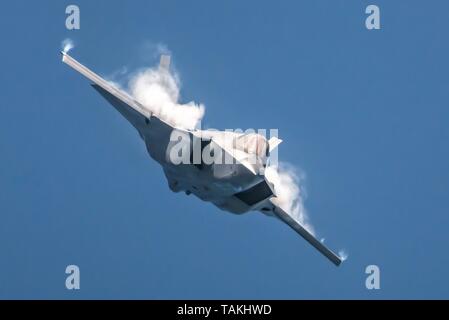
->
[233,133,269,157]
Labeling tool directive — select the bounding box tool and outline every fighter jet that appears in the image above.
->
[61,52,342,266]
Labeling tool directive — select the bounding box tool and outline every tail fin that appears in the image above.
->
[159,55,171,72]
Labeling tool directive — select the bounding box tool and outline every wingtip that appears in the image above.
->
[60,51,68,62]
[326,251,343,266]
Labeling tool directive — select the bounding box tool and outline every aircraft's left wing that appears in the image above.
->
[61,52,152,134]
[264,198,342,266]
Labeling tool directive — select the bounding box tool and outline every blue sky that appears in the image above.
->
[0,1,448,299]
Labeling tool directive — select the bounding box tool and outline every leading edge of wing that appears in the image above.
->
[61,51,151,119]
[267,199,342,266]
[62,51,178,135]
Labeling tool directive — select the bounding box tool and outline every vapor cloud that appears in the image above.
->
[265,164,347,261]
[128,65,205,130]
[338,250,349,261]
[61,38,74,54]
[264,163,315,235]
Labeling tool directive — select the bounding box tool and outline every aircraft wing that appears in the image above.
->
[266,198,342,266]
[61,52,153,135]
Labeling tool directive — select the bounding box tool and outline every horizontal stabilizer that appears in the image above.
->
[268,137,282,152]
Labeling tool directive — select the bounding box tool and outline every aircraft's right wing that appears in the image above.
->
[266,198,342,266]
